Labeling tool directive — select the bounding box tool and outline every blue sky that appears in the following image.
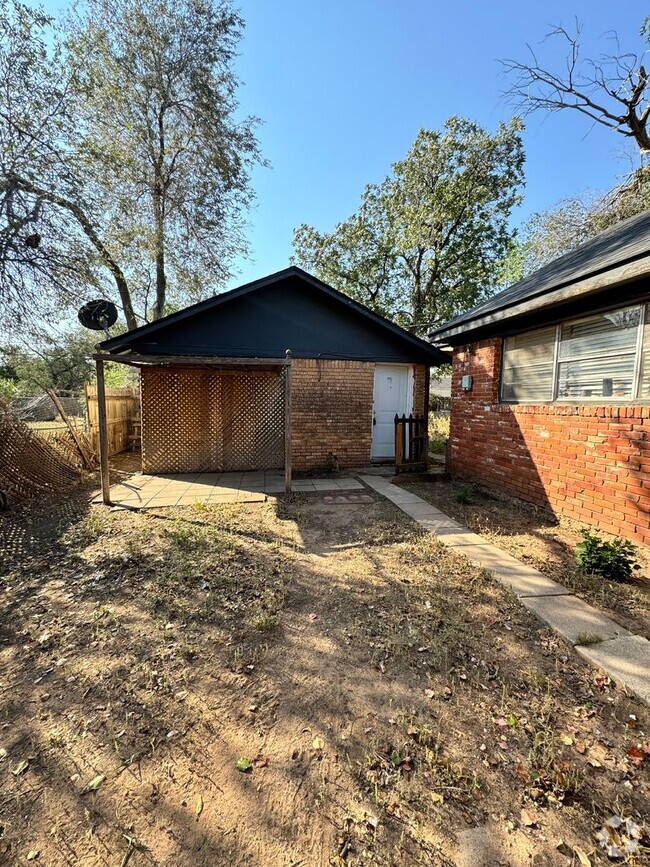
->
[228,0,648,287]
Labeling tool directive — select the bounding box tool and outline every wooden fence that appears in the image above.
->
[86,385,140,456]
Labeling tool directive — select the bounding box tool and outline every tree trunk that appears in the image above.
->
[152,181,166,320]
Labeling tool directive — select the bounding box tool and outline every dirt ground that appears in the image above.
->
[398,478,650,640]
[0,479,648,866]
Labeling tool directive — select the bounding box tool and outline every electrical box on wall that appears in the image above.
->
[461,374,473,391]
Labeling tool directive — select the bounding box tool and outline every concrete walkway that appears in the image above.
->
[361,475,650,705]
[94,472,365,508]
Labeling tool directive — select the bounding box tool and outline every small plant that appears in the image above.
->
[255,612,280,631]
[574,632,604,646]
[575,530,641,582]
[322,451,339,476]
[452,483,472,504]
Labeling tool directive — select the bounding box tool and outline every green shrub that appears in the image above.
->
[452,483,472,504]
[575,530,641,582]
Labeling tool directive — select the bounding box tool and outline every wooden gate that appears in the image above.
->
[394,413,428,473]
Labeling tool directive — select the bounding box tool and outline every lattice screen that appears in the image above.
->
[140,367,285,474]
[0,401,80,502]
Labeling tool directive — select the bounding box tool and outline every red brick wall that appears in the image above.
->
[450,338,650,545]
[291,359,427,471]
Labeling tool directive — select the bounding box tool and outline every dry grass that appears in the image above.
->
[0,486,648,866]
[399,478,650,638]
[428,414,450,455]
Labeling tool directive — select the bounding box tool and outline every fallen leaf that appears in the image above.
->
[196,795,203,818]
[312,737,324,751]
[560,734,573,746]
[520,808,537,827]
[26,852,39,861]
[235,757,252,773]
[81,774,105,794]
[627,746,647,765]
[573,846,591,867]
[12,760,29,777]
[431,792,444,805]
[555,839,571,856]
[252,754,269,768]
[307,613,318,622]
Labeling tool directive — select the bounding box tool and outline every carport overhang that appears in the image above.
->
[92,350,293,506]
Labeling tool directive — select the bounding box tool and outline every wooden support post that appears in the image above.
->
[424,365,431,469]
[284,350,292,496]
[95,358,111,505]
[46,389,94,470]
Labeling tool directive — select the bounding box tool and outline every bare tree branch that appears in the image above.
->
[502,22,650,153]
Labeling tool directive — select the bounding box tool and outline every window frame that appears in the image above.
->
[500,302,650,405]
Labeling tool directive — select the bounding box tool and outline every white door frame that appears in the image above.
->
[371,363,413,460]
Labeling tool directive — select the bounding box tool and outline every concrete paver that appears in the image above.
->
[96,472,361,508]
[521,594,630,644]
[576,636,650,704]
[360,474,649,704]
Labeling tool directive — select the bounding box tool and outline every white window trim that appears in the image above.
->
[501,301,650,405]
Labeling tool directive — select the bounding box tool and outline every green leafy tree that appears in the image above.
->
[0,0,262,331]
[293,117,525,334]
[506,170,650,283]
[0,329,97,394]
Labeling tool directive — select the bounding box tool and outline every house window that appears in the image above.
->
[501,326,555,402]
[501,303,649,403]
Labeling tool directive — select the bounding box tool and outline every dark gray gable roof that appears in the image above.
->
[99,266,447,364]
[430,207,650,343]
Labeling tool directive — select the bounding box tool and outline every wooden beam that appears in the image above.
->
[46,389,95,470]
[423,365,431,470]
[93,352,291,369]
[284,350,292,496]
[95,359,111,505]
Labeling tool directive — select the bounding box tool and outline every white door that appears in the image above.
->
[372,364,412,459]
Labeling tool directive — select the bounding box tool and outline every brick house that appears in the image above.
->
[429,209,650,546]
[96,267,445,489]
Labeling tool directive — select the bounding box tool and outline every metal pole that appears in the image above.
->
[96,358,111,505]
[284,350,292,496]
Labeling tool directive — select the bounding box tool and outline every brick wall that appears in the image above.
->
[291,359,427,471]
[413,364,427,416]
[450,338,650,545]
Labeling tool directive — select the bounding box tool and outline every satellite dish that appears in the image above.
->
[78,299,118,332]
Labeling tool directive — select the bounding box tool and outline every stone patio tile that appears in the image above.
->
[240,484,266,493]
[335,479,365,490]
[576,636,650,703]
[312,480,338,490]
[144,495,184,507]
[293,481,317,491]
[206,493,240,503]
[264,483,286,493]
[521,594,631,645]
[238,492,266,503]
[218,480,242,491]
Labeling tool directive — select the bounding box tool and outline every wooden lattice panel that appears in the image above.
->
[0,402,80,503]
[141,366,285,474]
